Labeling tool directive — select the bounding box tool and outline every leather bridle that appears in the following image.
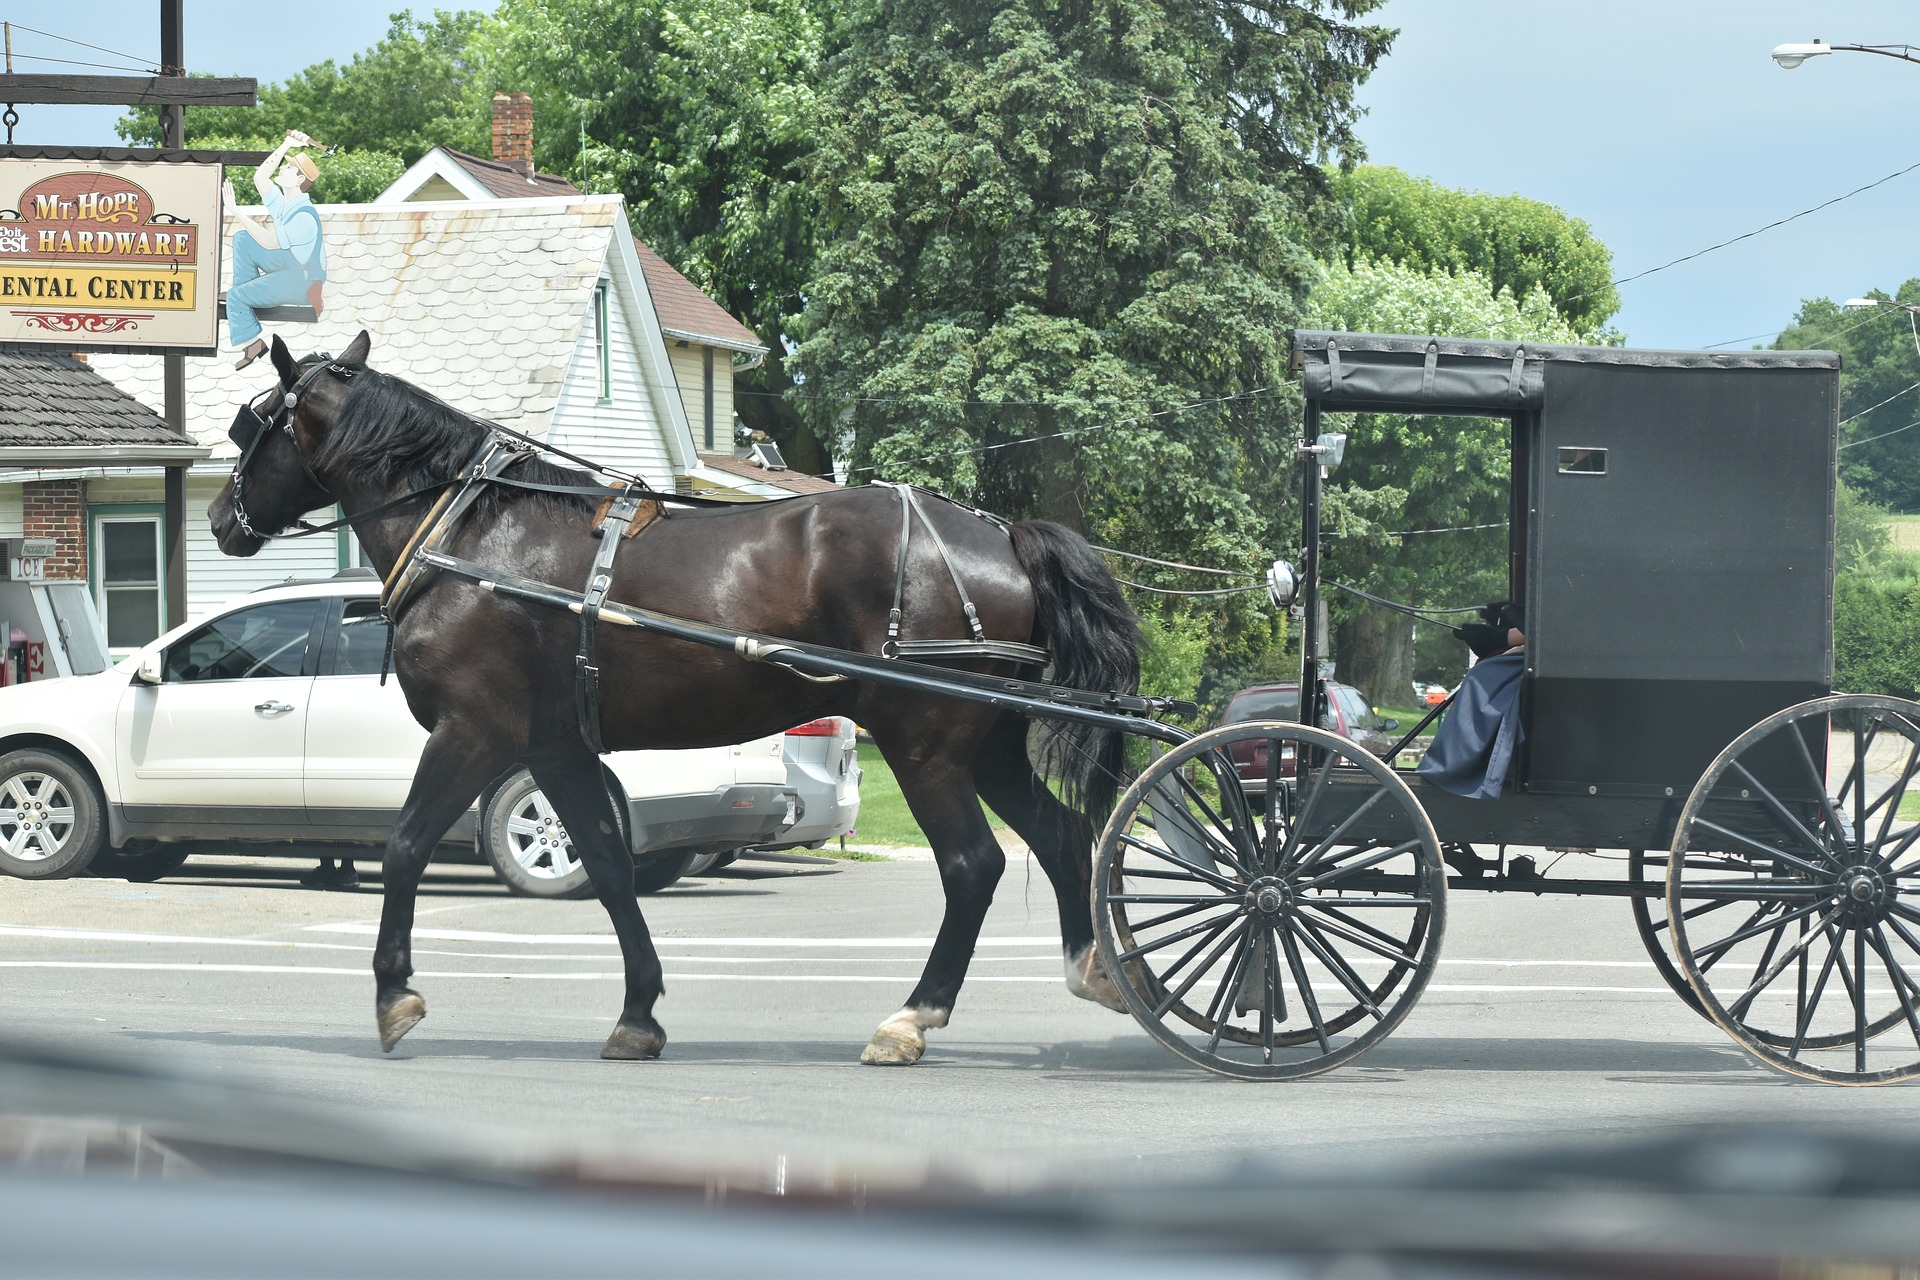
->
[227,356,354,541]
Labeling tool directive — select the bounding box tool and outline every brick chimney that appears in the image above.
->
[491,92,534,179]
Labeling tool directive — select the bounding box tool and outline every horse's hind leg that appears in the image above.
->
[529,756,666,1060]
[862,744,1005,1066]
[972,714,1126,1012]
[374,726,514,1052]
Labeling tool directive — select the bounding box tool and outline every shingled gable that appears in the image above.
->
[90,195,690,468]
[384,147,766,356]
[0,350,205,464]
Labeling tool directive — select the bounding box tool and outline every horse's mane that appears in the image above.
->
[312,363,597,518]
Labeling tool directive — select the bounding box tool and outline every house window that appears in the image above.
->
[92,511,163,653]
[595,282,612,402]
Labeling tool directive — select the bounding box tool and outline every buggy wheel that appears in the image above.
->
[1628,848,1707,1017]
[1094,721,1445,1080]
[1669,695,1920,1084]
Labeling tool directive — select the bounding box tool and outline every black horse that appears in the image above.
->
[208,333,1143,1063]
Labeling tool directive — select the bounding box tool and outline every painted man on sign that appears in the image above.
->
[224,130,328,369]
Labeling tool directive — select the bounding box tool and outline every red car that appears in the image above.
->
[1219,681,1400,795]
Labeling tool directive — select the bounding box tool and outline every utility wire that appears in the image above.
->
[6,51,157,73]
[2,20,154,70]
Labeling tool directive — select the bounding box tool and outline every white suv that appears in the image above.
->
[0,572,794,896]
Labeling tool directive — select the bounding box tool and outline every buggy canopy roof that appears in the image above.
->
[1290,330,1840,418]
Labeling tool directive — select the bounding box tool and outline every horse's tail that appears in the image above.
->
[1008,520,1141,823]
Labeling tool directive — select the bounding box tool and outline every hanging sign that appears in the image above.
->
[0,159,223,354]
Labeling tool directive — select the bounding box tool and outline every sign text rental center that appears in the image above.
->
[0,159,223,354]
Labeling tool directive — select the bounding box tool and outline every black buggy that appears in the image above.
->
[1085,330,1920,1084]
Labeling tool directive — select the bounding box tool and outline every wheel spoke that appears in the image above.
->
[1785,925,1844,1058]
[1116,833,1241,893]
[1168,771,1254,878]
[1142,782,1248,872]
[1728,760,1839,872]
[1867,729,1920,855]
[1151,916,1250,1020]
[1310,902,1421,951]
[1129,900,1222,932]
[1693,902,1780,973]
[1289,786,1394,876]
[1869,925,1920,1052]
[1787,720,1855,868]
[1201,922,1258,1055]
[1291,918,1384,1019]
[1669,875,1827,902]
[1114,908,1239,965]
[1279,926,1329,1053]
[1694,898,1818,966]
[1298,838,1425,891]
[1295,905,1422,969]
[1277,750,1337,867]
[1108,892,1237,906]
[1686,817,1832,877]
[1261,931,1281,1061]
[1726,905,1846,1020]
[1854,926,1869,1072]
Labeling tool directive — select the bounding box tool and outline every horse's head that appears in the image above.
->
[209,330,372,556]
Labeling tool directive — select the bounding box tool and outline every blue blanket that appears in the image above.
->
[1416,653,1526,800]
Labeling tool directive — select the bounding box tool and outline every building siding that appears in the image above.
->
[666,343,736,454]
[546,283,677,487]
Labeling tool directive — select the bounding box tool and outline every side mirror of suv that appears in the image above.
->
[133,650,164,685]
[1380,718,1400,732]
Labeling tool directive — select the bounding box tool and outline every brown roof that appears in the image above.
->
[439,146,580,199]
[700,452,840,495]
[629,238,765,353]
[0,350,184,450]
[437,150,765,354]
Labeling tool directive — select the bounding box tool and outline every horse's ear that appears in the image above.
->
[269,334,297,387]
[340,329,371,366]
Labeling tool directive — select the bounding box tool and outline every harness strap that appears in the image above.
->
[886,483,911,653]
[575,485,650,754]
[903,486,987,643]
[381,435,533,623]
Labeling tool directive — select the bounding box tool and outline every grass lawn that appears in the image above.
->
[847,743,1014,847]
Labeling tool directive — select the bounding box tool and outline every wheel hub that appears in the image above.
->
[1246,876,1292,918]
[1835,865,1892,925]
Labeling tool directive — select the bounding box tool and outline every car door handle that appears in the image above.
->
[254,701,295,715]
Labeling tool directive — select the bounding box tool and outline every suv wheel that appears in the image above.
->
[0,748,105,880]
[90,840,191,883]
[480,770,600,899]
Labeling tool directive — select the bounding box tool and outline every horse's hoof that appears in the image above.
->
[377,990,426,1053]
[600,1019,666,1060]
[1066,947,1129,1013]
[859,1022,926,1066]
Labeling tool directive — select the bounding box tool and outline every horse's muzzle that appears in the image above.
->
[207,489,264,557]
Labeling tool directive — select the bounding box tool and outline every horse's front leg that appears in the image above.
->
[528,757,666,1060]
[373,726,514,1052]
[863,761,1005,1066]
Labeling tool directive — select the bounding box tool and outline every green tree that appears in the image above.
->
[795,0,1390,567]
[1776,283,1920,512]
[1304,255,1582,707]
[482,0,830,471]
[1332,165,1619,335]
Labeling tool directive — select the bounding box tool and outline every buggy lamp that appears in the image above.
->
[1266,559,1302,610]
[1299,432,1348,470]
[1772,42,1830,68]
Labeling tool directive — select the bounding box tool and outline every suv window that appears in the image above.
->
[1334,686,1376,732]
[164,600,320,683]
[1223,689,1299,723]
[328,598,393,677]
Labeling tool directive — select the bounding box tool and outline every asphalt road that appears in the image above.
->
[5,845,1919,1190]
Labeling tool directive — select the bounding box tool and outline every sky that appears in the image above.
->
[4,1,1914,351]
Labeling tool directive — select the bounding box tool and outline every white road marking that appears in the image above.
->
[302,925,1060,946]
[0,961,1676,993]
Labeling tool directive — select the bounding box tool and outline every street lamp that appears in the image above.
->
[1773,40,1920,70]
[1844,298,1920,314]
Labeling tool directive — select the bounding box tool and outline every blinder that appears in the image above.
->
[227,354,346,540]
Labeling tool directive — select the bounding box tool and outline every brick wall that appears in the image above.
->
[491,92,534,176]
[22,480,85,580]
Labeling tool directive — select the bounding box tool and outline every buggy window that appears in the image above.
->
[164,600,319,682]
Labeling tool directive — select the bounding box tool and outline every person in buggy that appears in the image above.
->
[1416,601,1525,800]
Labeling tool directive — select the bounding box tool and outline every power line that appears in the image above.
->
[2,21,156,72]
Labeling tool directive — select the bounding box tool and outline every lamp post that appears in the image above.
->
[1772,41,1920,70]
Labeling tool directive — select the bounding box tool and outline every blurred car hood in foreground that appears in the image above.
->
[4,1034,1920,1278]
